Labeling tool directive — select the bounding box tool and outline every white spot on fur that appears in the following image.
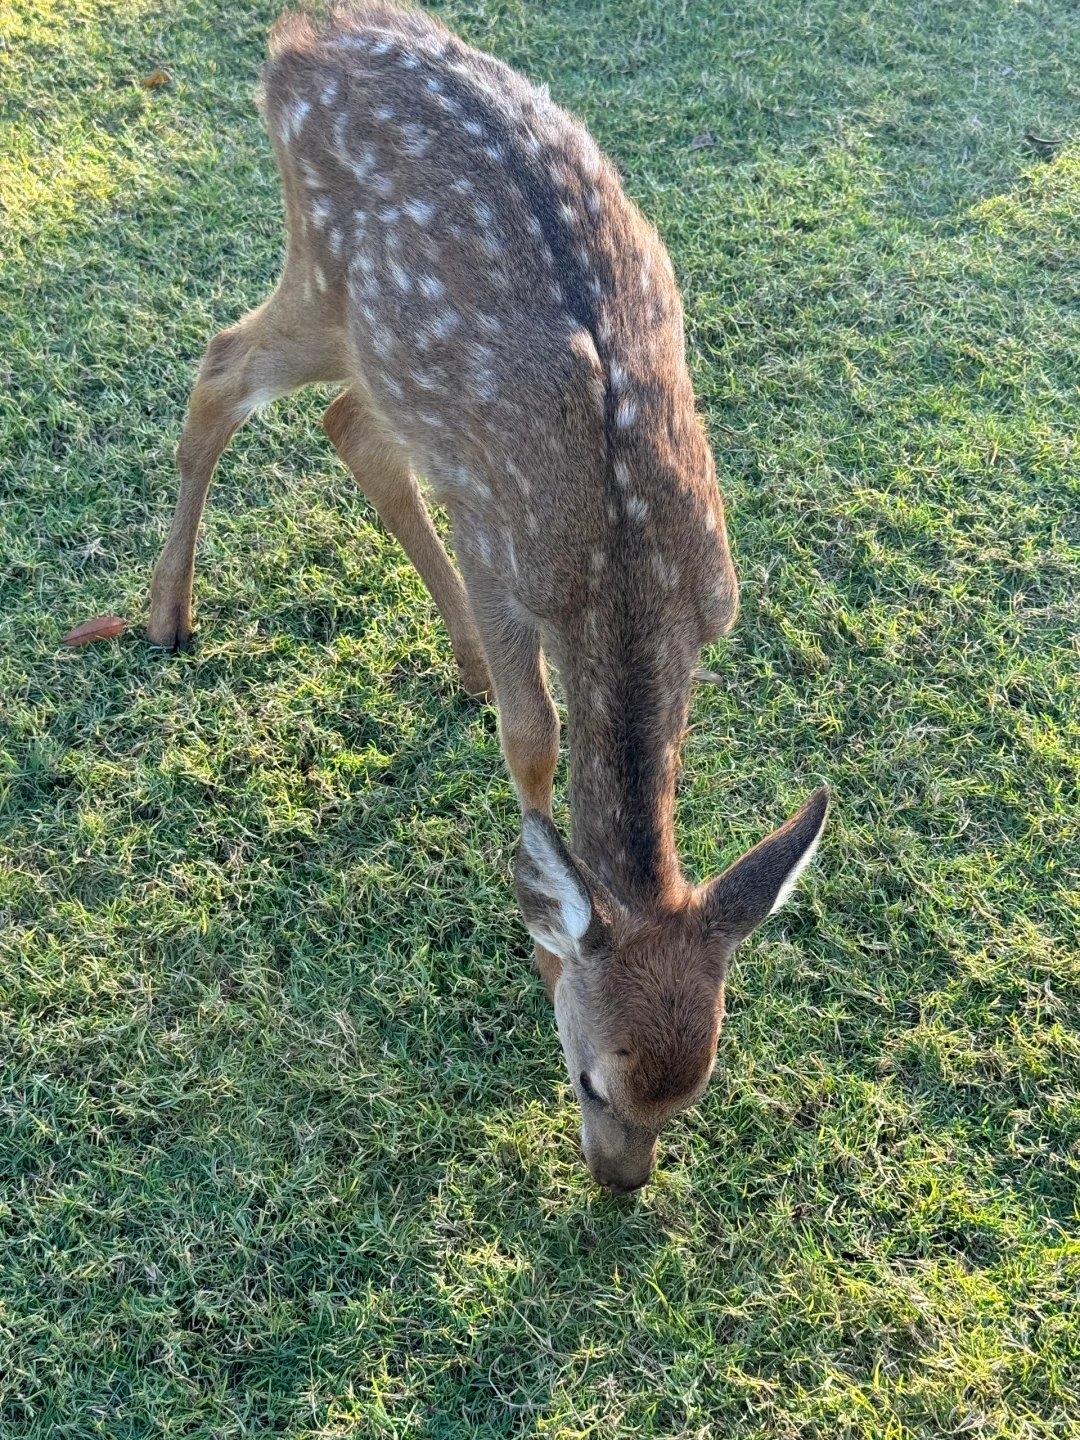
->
[378,205,401,223]
[389,259,412,291]
[346,149,376,183]
[609,363,628,391]
[401,122,432,157]
[419,273,444,300]
[372,173,394,197]
[321,80,339,106]
[616,398,637,429]
[375,105,395,121]
[279,98,310,146]
[586,188,602,218]
[653,553,679,588]
[430,309,461,339]
[453,177,474,194]
[626,495,648,522]
[477,312,502,335]
[463,119,483,138]
[405,198,435,225]
[314,264,327,293]
[400,52,419,69]
[484,144,504,162]
[506,458,529,494]
[614,459,631,489]
[412,369,438,390]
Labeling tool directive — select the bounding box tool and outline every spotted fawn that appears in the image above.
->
[148,4,828,1191]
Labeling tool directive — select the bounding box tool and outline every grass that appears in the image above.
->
[1,0,1079,1433]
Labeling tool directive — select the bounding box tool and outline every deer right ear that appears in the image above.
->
[699,787,829,949]
[514,811,608,962]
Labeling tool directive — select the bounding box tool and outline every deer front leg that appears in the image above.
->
[455,573,562,998]
[323,389,492,699]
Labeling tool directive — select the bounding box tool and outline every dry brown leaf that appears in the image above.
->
[62,615,127,647]
[141,68,172,88]
[689,132,714,150]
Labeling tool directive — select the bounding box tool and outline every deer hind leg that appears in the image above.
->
[148,292,347,648]
[322,388,492,699]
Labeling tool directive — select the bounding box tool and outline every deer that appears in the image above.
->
[147,3,829,1193]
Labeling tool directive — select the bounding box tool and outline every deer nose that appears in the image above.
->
[605,1178,647,1196]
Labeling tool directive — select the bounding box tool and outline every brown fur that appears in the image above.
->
[148,4,827,1191]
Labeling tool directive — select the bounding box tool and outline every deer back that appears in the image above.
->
[259,5,735,638]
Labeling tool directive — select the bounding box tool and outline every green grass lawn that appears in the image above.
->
[2,0,1079,1433]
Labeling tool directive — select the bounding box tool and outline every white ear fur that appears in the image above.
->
[519,812,592,942]
[768,821,824,915]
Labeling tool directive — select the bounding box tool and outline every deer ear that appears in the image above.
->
[700,787,829,947]
[514,811,607,962]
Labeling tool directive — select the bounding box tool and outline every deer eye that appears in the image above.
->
[579,1071,606,1107]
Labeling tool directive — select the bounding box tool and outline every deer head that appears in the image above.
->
[515,787,829,1192]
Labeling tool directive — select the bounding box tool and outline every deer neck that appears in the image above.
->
[564,622,693,910]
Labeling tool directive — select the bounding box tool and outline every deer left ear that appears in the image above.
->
[514,811,610,962]
[699,787,829,948]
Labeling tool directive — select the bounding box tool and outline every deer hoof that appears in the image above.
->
[457,652,493,703]
[146,595,194,651]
